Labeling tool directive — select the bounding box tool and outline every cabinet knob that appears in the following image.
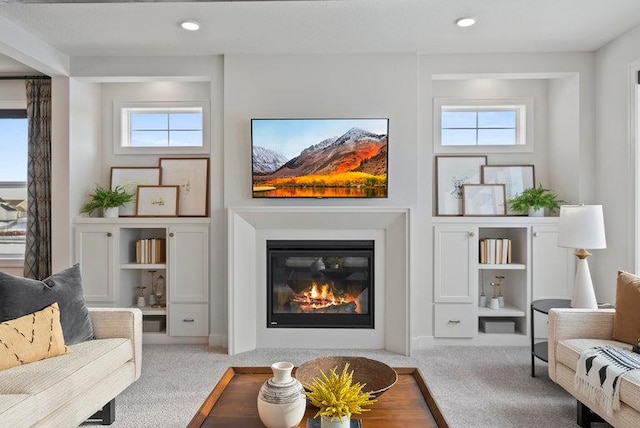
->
[447,320,461,324]
[533,232,538,237]
[469,232,475,237]
[106,232,112,237]
[169,233,174,237]
[183,318,195,323]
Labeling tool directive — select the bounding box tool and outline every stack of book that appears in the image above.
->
[135,238,166,264]
[479,238,511,264]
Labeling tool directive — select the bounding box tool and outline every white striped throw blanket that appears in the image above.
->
[575,345,640,416]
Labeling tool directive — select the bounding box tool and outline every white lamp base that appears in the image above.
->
[571,258,598,309]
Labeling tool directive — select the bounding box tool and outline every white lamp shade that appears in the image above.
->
[557,205,606,249]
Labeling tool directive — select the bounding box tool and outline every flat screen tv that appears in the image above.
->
[252,118,388,198]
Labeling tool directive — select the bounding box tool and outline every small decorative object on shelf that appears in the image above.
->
[304,363,377,428]
[257,361,306,428]
[508,183,566,217]
[495,275,505,308]
[489,281,500,309]
[136,286,146,307]
[152,275,165,308]
[80,184,134,218]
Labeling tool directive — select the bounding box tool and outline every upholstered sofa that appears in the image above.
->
[548,308,640,427]
[0,307,142,427]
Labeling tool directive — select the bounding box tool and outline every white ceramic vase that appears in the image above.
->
[321,415,351,428]
[103,207,119,218]
[257,361,306,428]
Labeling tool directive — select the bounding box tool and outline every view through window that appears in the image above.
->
[0,109,27,259]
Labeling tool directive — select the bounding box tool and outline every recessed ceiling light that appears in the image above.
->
[455,17,476,28]
[181,20,200,31]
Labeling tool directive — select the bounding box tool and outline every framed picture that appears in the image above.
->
[436,155,487,216]
[159,158,209,217]
[462,184,506,216]
[481,165,535,215]
[136,185,179,217]
[110,167,161,216]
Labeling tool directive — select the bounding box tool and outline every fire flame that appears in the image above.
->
[292,281,360,313]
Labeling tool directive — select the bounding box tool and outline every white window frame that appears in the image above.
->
[433,98,534,154]
[113,100,210,155]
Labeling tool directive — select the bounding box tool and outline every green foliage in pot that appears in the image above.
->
[508,184,566,214]
[80,185,134,215]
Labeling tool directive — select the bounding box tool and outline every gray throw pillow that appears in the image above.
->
[0,264,94,345]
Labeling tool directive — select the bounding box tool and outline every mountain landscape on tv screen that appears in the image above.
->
[253,127,388,198]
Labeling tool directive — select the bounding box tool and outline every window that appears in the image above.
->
[0,109,28,260]
[434,98,532,153]
[114,101,210,155]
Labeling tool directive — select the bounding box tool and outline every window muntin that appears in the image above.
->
[434,98,532,154]
[0,109,27,260]
[114,101,210,155]
[441,107,520,146]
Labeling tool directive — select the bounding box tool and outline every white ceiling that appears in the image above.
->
[1,0,640,73]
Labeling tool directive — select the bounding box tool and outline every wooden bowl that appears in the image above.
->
[295,356,398,398]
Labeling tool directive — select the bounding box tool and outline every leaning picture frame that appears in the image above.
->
[481,164,535,215]
[135,185,179,217]
[159,158,210,217]
[436,155,487,216]
[462,184,507,216]
[110,167,161,217]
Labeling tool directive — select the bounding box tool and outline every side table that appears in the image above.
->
[530,298,571,377]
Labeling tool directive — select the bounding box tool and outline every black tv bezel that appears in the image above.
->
[250,118,389,199]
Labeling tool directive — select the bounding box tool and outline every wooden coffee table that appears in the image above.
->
[187,366,450,428]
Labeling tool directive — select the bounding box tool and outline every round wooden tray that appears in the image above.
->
[295,356,398,398]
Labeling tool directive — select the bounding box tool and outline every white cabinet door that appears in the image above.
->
[434,225,478,303]
[74,225,117,303]
[531,225,574,300]
[168,225,209,303]
[531,225,574,339]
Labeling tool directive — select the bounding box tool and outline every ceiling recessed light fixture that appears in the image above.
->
[455,17,476,28]
[181,20,200,31]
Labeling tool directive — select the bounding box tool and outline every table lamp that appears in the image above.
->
[557,205,607,309]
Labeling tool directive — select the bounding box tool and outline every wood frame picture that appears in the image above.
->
[481,164,535,215]
[159,158,210,217]
[135,185,179,217]
[462,184,507,216]
[435,155,487,216]
[110,167,161,217]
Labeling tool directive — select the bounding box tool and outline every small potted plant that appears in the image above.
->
[80,184,134,218]
[305,363,377,428]
[508,183,565,217]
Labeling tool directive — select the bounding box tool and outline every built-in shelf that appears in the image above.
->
[478,263,526,270]
[121,263,167,270]
[478,303,526,317]
[138,306,167,316]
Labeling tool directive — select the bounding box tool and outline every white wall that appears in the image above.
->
[223,53,419,208]
[595,24,640,303]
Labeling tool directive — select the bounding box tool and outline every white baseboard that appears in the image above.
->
[209,333,228,349]
[411,335,436,351]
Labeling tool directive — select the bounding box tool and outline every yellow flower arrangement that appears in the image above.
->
[304,363,377,422]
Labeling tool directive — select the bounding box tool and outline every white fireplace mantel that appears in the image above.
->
[227,206,411,355]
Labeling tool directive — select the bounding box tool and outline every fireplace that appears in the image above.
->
[267,240,374,329]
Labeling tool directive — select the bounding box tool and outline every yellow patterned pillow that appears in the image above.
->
[0,302,72,371]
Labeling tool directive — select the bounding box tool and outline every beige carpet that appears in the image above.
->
[83,345,608,428]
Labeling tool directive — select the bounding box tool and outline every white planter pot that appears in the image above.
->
[103,207,119,218]
[321,415,351,428]
[528,207,545,217]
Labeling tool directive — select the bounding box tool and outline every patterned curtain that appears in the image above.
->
[23,78,52,280]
